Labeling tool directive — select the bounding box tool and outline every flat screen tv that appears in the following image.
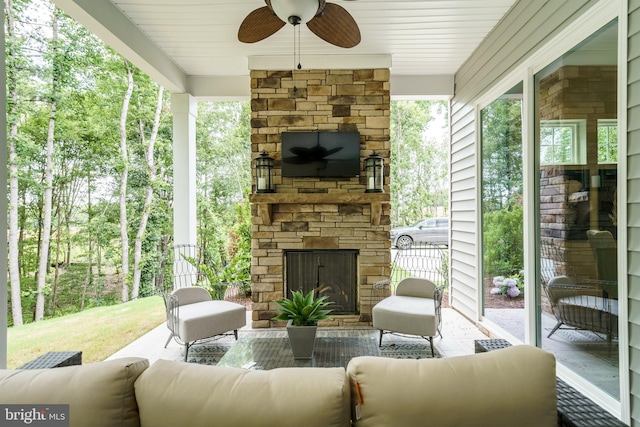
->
[281,131,361,177]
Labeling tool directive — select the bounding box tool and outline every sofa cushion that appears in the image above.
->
[134,359,351,427]
[0,357,149,427]
[346,345,557,427]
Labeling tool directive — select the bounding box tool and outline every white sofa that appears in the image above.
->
[0,345,557,427]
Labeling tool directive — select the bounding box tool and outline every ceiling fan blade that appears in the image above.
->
[307,3,361,48]
[238,6,285,43]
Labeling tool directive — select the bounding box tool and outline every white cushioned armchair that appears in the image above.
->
[372,277,443,356]
[165,286,246,361]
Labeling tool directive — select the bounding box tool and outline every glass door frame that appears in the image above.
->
[475,0,627,419]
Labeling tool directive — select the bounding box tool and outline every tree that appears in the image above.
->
[6,0,29,325]
[390,101,448,226]
[118,60,134,302]
[34,6,62,321]
[481,98,523,211]
[131,84,164,300]
[481,96,524,277]
[3,2,248,321]
[195,102,251,256]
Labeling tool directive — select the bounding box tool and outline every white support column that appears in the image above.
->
[171,93,197,246]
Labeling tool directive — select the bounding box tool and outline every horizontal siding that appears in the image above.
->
[630,0,640,424]
[450,98,479,319]
[631,129,640,153]
[450,0,605,339]
[456,0,598,100]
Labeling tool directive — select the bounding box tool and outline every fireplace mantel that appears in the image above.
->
[250,193,390,226]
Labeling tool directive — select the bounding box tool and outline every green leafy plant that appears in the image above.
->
[273,290,333,326]
[483,202,524,277]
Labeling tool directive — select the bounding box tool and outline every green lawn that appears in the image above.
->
[7,296,165,369]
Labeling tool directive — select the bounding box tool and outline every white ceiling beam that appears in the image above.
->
[391,75,454,99]
[188,76,251,100]
[185,73,453,100]
[52,0,188,93]
[248,55,393,71]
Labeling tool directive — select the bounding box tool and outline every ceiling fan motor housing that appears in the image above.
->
[271,0,319,25]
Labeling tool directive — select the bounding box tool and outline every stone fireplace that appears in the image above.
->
[249,68,391,328]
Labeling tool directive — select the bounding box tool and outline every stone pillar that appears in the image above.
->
[249,69,392,328]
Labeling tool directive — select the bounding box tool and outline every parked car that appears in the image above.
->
[391,217,449,249]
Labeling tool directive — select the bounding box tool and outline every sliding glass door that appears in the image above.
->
[481,83,524,340]
[535,20,619,399]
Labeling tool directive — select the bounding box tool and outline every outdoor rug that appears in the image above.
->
[181,328,439,366]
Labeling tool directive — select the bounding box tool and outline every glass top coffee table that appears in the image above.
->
[217,329,381,370]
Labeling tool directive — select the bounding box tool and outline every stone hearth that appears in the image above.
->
[249,68,391,328]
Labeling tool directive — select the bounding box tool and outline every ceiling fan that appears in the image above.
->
[238,0,361,49]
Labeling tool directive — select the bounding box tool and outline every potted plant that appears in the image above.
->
[273,289,333,359]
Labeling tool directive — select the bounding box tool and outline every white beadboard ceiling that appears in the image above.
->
[52,0,518,97]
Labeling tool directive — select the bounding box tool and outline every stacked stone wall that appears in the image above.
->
[250,69,391,328]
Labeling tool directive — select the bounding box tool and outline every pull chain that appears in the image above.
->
[292,23,302,92]
[297,24,302,70]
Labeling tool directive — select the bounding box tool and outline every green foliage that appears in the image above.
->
[6,1,176,320]
[481,97,523,211]
[223,202,252,296]
[181,202,252,300]
[483,202,524,277]
[273,290,333,326]
[194,102,252,298]
[390,100,449,226]
[193,261,229,301]
[481,91,524,279]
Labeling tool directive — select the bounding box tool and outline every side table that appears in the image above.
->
[19,351,82,369]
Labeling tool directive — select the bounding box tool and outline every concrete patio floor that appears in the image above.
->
[106,307,489,364]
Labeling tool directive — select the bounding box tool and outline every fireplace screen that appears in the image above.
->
[285,250,358,315]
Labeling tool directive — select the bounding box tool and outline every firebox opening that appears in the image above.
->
[284,250,359,315]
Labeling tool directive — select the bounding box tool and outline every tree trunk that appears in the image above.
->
[19,193,26,278]
[51,191,62,316]
[35,8,60,321]
[119,61,134,302]
[82,174,93,310]
[6,0,23,326]
[131,85,163,299]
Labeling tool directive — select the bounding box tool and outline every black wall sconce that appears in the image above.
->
[365,151,384,193]
[255,150,275,193]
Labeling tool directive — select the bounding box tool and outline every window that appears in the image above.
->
[598,119,618,163]
[540,120,586,164]
[423,219,436,228]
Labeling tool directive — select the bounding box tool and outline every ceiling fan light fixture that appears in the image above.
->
[271,0,319,25]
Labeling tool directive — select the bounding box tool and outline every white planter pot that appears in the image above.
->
[286,320,318,360]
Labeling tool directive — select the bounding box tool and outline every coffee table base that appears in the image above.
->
[217,331,380,370]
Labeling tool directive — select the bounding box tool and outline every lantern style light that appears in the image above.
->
[255,150,275,193]
[365,151,384,193]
